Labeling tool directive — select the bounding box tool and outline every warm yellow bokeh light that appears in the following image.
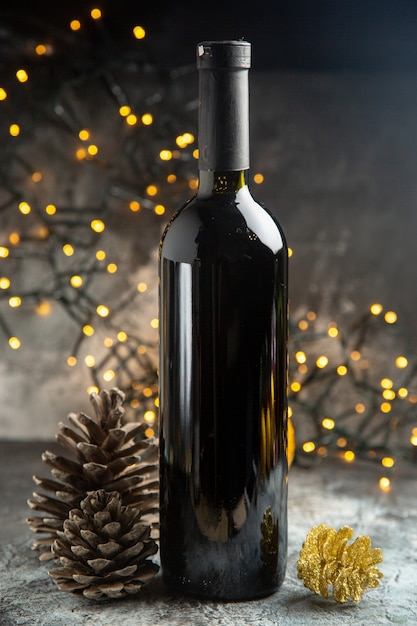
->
[91,8,102,19]
[380,378,393,389]
[70,275,83,288]
[9,296,22,308]
[126,114,137,126]
[253,173,264,184]
[144,410,156,423]
[19,201,31,215]
[316,355,329,369]
[141,113,153,125]
[129,200,141,212]
[337,365,348,376]
[91,219,105,233]
[96,304,110,318]
[119,105,131,117]
[327,324,339,337]
[103,370,115,382]
[370,303,383,315]
[384,310,397,324]
[0,87,7,100]
[150,318,159,329]
[295,351,306,364]
[85,355,96,368]
[137,282,148,293]
[380,402,391,413]
[31,171,42,182]
[35,44,47,56]
[160,149,173,161]
[87,144,98,156]
[78,129,90,140]
[146,184,158,196]
[133,25,146,39]
[290,381,301,393]
[36,301,51,316]
[0,277,11,289]
[9,336,21,350]
[70,20,81,31]
[96,249,106,261]
[0,246,10,258]
[76,147,87,160]
[107,263,118,274]
[343,450,355,462]
[302,441,315,453]
[322,418,335,430]
[154,204,166,215]
[117,331,128,342]
[395,355,408,369]
[10,124,20,137]
[67,356,77,367]
[62,243,75,256]
[16,69,29,83]
[381,457,395,468]
[83,325,95,337]
[379,477,391,491]
[45,204,57,215]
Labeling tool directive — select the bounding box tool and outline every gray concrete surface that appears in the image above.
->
[0,441,416,625]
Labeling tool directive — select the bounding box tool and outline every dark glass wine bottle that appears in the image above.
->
[158,40,288,600]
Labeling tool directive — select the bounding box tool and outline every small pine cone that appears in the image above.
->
[49,490,159,600]
[297,524,383,603]
[27,388,159,559]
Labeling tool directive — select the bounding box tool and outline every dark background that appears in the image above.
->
[4,0,417,71]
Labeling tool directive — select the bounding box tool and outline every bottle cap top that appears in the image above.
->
[197,40,251,69]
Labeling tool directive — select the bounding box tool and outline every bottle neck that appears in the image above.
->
[198,66,250,173]
[197,170,249,197]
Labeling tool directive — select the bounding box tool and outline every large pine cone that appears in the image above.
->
[27,388,159,559]
[49,490,159,599]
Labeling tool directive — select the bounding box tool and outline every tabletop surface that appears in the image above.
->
[0,441,416,626]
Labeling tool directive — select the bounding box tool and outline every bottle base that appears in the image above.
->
[162,570,285,602]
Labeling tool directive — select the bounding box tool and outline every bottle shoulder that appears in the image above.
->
[160,186,286,263]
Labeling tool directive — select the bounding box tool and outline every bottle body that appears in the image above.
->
[159,173,288,600]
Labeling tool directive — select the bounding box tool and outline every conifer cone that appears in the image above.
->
[49,489,159,599]
[27,388,159,560]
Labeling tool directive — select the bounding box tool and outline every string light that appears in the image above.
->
[96,304,110,318]
[91,219,105,233]
[129,201,141,212]
[1,10,415,486]
[70,20,81,31]
[133,26,146,40]
[141,113,153,125]
[16,69,29,83]
[379,477,391,491]
[9,337,21,349]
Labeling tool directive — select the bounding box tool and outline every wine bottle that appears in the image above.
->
[158,40,288,600]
